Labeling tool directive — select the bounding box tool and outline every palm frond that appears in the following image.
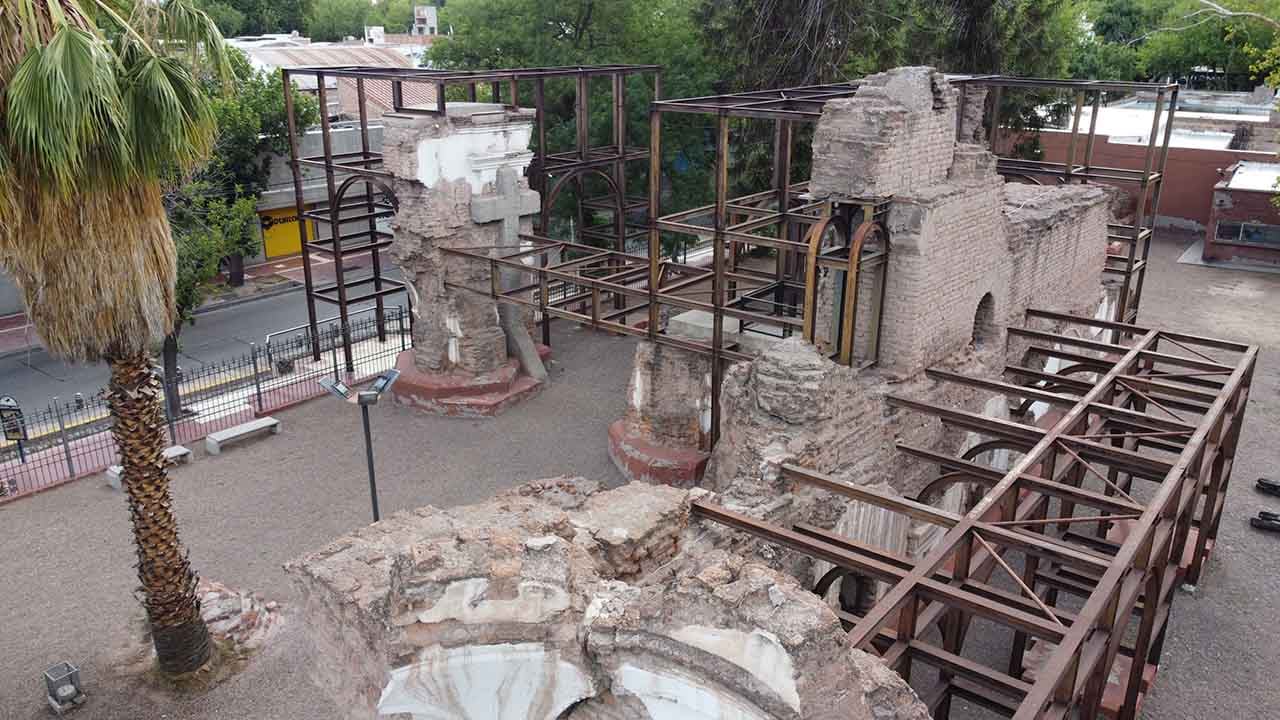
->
[122,54,216,176]
[5,25,131,194]
[0,0,225,356]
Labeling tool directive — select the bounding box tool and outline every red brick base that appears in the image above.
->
[391,347,550,417]
[607,420,709,487]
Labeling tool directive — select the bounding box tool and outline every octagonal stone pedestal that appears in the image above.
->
[391,344,551,417]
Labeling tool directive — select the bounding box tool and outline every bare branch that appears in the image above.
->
[1124,1,1280,46]
[1196,0,1280,31]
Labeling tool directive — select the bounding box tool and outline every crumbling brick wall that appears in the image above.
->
[810,67,958,199]
[286,478,932,720]
[620,341,711,448]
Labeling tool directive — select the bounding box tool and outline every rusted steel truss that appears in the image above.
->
[692,309,1256,720]
[281,64,659,370]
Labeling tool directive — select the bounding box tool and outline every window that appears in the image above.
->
[1215,221,1280,248]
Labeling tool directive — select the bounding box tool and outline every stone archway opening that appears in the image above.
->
[972,292,996,348]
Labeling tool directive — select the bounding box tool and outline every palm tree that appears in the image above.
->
[1,0,229,674]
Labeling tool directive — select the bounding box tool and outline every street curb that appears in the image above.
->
[193,281,305,316]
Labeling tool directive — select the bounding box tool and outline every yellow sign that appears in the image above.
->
[260,207,313,258]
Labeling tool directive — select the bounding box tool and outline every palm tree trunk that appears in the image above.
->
[107,350,211,674]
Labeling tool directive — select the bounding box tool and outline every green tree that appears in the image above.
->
[201,0,247,36]
[1,0,229,674]
[1092,0,1157,43]
[1137,0,1279,86]
[368,0,416,32]
[197,0,312,36]
[305,0,371,41]
[430,0,725,249]
[204,49,319,199]
[161,187,258,413]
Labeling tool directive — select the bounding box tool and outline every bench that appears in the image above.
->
[107,445,193,491]
[204,417,280,455]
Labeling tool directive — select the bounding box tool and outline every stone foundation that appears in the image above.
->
[608,341,712,485]
[286,478,931,720]
[391,344,551,417]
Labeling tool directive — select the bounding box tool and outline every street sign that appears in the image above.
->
[0,396,26,442]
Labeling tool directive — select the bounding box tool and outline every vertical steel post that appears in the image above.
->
[52,398,75,478]
[1131,85,1179,321]
[647,108,662,339]
[356,77,387,343]
[282,70,322,361]
[250,342,265,414]
[361,403,380,522]
[316,74,355,372]
[710,113,729,446]
[398,306,407,352]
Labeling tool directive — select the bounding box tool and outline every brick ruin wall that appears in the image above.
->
[644,68,1113,581]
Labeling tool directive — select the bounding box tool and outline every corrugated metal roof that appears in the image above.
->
[246,45,416,70]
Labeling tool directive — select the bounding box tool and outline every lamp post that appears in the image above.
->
[320,369,399,523]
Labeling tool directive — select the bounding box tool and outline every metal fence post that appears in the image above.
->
[250,342,265,413]
[159,371,178,445]
[398,307,406,352]
[51,397,75,479]
[330,324,340,381]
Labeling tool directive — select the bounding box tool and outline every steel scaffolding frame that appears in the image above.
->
[281,64,660,370]
[692,310,1256,719]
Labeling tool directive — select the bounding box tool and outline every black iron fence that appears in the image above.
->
[0,308,411,502]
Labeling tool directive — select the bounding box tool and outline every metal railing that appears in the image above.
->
[0,309,410,502]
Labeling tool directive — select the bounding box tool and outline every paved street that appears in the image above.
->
[0,285,405,409]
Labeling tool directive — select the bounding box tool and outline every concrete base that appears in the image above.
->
[607,419,709,487]
[391,346,551,417]
[107,445,192,491]
[667,309,787,356]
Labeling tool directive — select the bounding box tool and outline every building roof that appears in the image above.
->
[1227,161,1280,192]
[228,37,420,91]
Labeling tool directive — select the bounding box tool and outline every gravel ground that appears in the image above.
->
[1126,233,1280,720]
[0,322,632,719]
[1,231,1277,720]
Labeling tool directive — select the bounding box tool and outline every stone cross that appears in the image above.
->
[470,166,540,250]
[468,162,548,380]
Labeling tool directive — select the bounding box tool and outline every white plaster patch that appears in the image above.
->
[416,123,535,195]
[667,625,801,712]
[445,313,462,365]
[630,364,648,411]
[614,663,772,720]
[415,578,570,625]
[378,642,594,720]
[699,372,713,435]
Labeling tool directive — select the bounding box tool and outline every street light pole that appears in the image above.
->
[319,369,398,526]
[359,394,381,523]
